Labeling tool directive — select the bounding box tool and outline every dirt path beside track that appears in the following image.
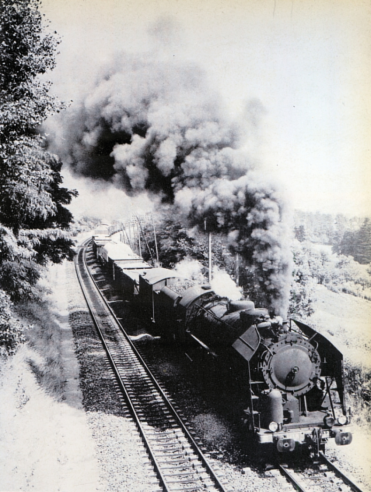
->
[0,262,102,492]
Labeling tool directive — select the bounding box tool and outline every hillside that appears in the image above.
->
[310,284,371,370]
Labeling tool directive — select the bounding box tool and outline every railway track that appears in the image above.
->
[75,240,227,492]
[276,452,364,492]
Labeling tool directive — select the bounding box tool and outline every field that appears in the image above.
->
[310,284,371,370]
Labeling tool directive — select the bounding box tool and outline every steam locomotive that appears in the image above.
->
[91,228,353,454]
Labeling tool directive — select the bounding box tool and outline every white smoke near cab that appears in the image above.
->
[211,266,243,301]
[47,48,292,316]
[173,258,206,285]
[173,258,243,302]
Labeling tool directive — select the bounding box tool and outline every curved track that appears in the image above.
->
[75,240,227,492]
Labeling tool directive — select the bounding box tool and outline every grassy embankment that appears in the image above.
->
[310,284,371,429]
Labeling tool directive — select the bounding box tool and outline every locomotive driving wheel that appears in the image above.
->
[261,333,321,396]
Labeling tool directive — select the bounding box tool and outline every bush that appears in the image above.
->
[289,240,317,318]
[291,240,371,301]
[0,289,26,356]
[344,362,371,428]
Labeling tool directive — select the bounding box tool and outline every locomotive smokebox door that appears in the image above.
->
[261,334,321,396]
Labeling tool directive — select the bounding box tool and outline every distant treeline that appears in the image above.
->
[294,211,371,265]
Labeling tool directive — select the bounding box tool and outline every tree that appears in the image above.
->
[142,214,229,271]
[0,0,77,353]
[294,224,307,242]
[0,290,25,356]
[338,230,357,258]
[288,241,316,318]
[354,219,371,265]
[336,219,371,265]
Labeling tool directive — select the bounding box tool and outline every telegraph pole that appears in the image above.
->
[152,215,160,265]
[138,220,141,256]
[204,219,212,283]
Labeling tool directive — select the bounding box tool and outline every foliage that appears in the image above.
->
[343,362,371,427]
[294,224,307,242]
[294,210,371,265]
[352,218,371,265]
[294,210,364,245]
[288,241,316,318]
[0,290,26,356]
[292,240,371,300]
[0,0,77,353]
[70,216,101,236]
[141,215,233,272]
[333,219,371,265]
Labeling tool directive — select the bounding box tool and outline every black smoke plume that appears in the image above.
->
[48,53,292,315]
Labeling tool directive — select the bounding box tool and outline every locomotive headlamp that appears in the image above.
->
[337,415,347,425]
[324,415,335,428]
[268,421,279,432]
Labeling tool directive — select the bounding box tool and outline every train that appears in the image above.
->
[91,226,353,455]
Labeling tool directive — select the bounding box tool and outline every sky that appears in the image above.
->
[41,0,371,218]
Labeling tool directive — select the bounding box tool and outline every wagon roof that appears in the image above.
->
[93,236,112,243]
[103,241,141,260]
[140,268,183,285]
[115,260,151,270]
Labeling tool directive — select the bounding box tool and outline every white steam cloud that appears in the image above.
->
[173,258,206,284]
[61,169,155,221]
[211,265,243,301]
[174,258,243,301]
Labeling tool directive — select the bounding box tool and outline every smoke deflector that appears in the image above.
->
[232,324,261,361]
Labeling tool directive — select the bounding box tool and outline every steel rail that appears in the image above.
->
[75,239,227,492]
[278,464,308,492]
[277,453,365,492]
[319,451,364,492]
